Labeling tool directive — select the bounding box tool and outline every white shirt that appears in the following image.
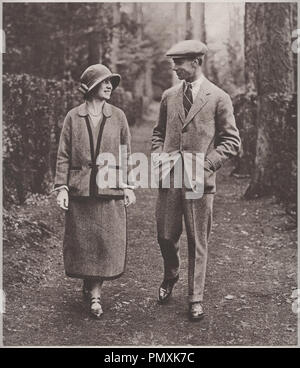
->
[188,74,205,101]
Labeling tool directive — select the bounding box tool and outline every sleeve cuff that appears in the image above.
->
[120,183,136,190]
[52,185,69,193]
[204,158,215,171]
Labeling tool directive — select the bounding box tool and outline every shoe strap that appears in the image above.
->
[90,296,101,305]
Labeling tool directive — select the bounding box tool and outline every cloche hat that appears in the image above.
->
[79,64,121,95]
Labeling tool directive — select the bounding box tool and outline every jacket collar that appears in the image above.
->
[77,101,112,118]
[176,77,212,128]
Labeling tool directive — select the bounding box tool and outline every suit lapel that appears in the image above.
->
[174,82,185,124]
[182,77,211,129]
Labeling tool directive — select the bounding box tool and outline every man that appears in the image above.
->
[151,40,241,321]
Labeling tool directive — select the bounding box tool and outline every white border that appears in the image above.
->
[0,0,298,349]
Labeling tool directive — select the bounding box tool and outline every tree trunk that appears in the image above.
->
[244,3,259,93]
[144,59,153,102]
[172,3,180,85]
[227,4,244,89]
[88,31,102,65]
[185,3,193,39]
[199,3,206,74]
[244,3,294,199]
[198,3,206,43]
[132,3,145,112]
[110,2,121,71]
[232,3,257,176]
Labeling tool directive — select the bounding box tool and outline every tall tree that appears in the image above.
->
[185,3,193,39]
[244,3,294,198]
[193,3,206,43]
[132,3,145,100]
[192,3,207,73]
[232,3,257,176]
[110,3,121,71]
[227,3,244,89]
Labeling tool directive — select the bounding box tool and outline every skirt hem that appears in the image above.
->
[65,270,125,281]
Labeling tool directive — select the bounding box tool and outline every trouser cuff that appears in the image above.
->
[188,294,203,303]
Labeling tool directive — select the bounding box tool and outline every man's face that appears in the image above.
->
[172,58,197,82]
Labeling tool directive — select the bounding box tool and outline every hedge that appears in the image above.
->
[3,73,141,206]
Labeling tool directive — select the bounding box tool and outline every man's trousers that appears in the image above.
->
[156,188,214,303]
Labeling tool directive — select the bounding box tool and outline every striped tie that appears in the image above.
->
[183,82,193,117]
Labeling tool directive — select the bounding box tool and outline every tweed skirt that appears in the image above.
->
[63,197,127,280]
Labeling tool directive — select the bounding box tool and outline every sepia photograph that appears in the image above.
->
[1,1,298,348]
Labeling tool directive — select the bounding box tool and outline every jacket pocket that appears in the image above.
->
[204,167,215,191]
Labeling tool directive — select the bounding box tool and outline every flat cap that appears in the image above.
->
[166,39,208,58]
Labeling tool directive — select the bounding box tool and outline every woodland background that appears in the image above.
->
[2,2,298,347]
[3,2,298,213]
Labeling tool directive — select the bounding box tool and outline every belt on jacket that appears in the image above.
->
[70,164,121,170]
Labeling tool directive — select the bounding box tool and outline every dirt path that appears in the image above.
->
[3,103,298,346]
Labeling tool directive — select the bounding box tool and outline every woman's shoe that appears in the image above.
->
[90,296,103,319]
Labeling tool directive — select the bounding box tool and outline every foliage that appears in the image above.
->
[3,198,55,286]
[3,2,173,103]
[232,92,257,175]
[3,3,114,80]
[110,87,143,126]
[3,74,77,206]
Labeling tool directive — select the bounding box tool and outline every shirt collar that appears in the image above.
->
[191,74,205,89]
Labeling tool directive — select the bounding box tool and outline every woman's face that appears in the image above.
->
[95,79,113,100]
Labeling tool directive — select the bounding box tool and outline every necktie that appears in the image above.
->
[183,82,193,117]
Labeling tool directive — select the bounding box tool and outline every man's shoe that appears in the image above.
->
[158,275,179,304]
[189,302,204,321]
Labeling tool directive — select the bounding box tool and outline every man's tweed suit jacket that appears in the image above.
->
[152,77,241,193]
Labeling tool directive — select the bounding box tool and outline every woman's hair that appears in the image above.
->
[84,84,100,101]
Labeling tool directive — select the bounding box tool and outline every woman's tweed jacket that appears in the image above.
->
[55,101,132,197]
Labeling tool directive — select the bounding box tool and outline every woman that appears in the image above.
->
[54,64,136,318]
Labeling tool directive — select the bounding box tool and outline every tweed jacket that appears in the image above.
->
[54,101,132,197]
[152,77,241,193]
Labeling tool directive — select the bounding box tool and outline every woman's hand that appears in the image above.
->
[57,188,69,210]
[124,188,136,207]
